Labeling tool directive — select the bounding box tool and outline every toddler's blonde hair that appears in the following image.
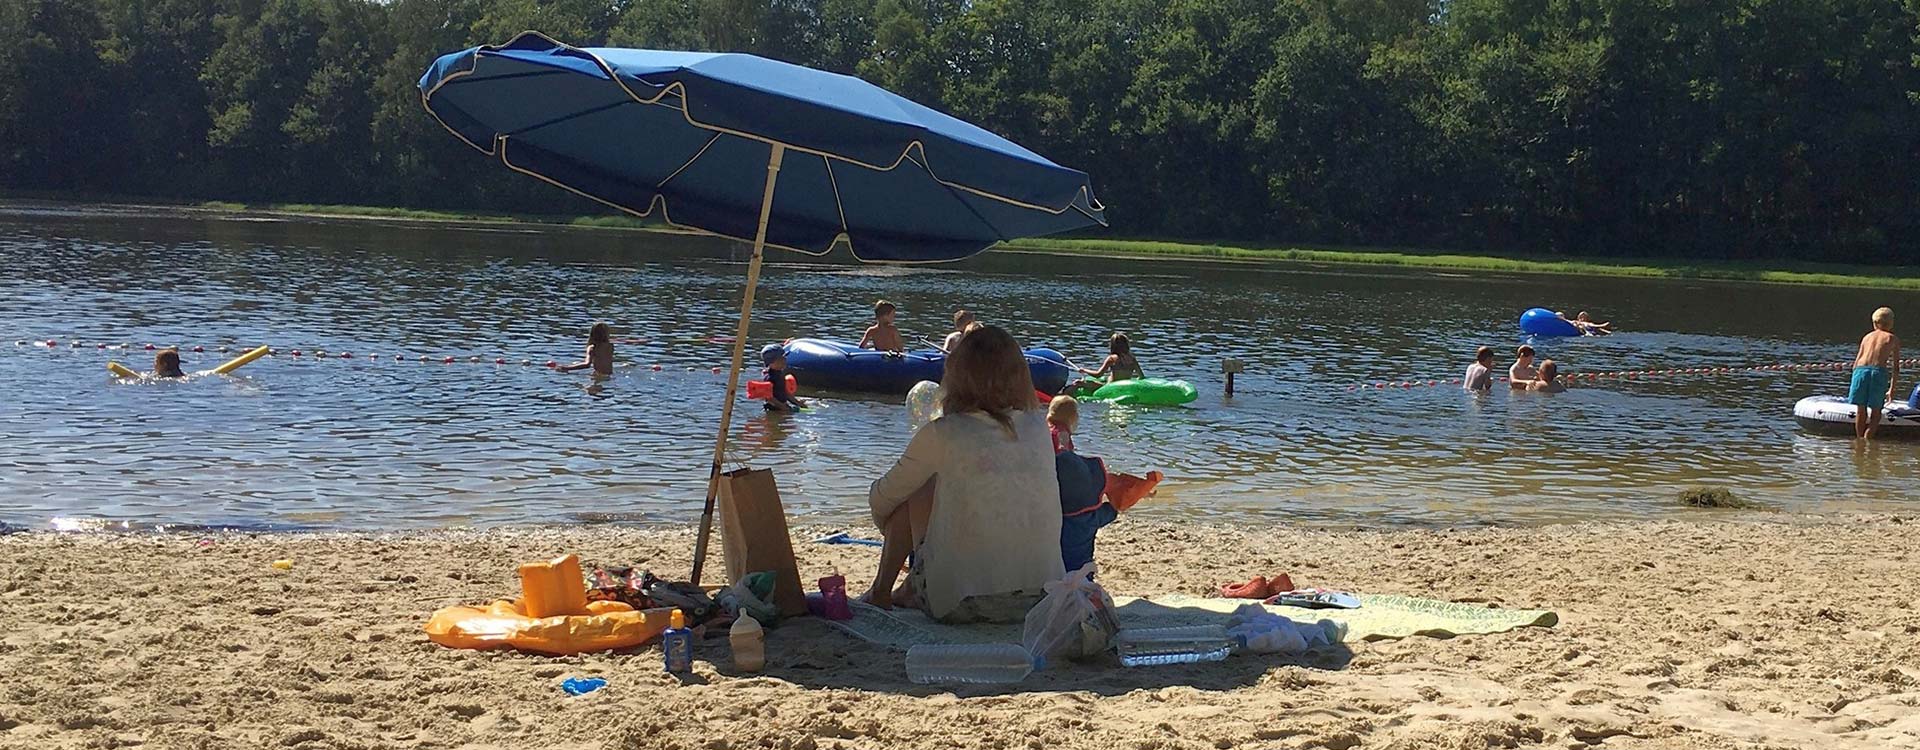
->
[1046,395,1079,431]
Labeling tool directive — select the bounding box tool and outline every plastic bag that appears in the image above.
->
[1224,603,1343,654]
[1021,563,1118,667]
[716,572,779,626]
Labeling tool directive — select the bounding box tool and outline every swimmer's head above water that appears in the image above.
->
[1874,306,1894,330]
[154,349,184,378]
[588,322,611,345]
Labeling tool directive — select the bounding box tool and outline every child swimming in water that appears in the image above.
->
[759,344,807,412]
[558,322,614,376]
[858,300,904,352]
[942,310,976,352]
[1080,333,1144,383]
[1527,360,1567,393]
[153,349,185,378]
[1510,345,1538,389]
[1850,307,1901,439]
[1464,346,1494,391]
[1557,310,1614,335]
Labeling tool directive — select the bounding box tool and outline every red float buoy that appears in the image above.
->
[291,350,302,357]
[443,356,454,364]
[545,360,558,368]
[651,364,663,371]
[495,358,506,365]
[143,343,154,350]
[192,345,204,353]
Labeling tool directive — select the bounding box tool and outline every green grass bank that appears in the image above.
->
[193,201,1920,291]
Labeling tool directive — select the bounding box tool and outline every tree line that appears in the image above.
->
[3,0,1917,262]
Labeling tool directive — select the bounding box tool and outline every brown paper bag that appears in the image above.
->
[717,468,808,617]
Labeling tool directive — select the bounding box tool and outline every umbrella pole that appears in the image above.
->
[691,143,786,586]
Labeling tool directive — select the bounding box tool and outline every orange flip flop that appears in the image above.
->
[1106,470,1163,512]
[1218,575,1269,599]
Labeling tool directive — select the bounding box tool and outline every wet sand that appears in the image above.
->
[2,515,1917,750]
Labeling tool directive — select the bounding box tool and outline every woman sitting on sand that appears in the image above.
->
[864,325,1064,623]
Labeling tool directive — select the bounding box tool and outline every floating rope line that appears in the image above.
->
[1351,358,1920,391]
[13,338,740,375]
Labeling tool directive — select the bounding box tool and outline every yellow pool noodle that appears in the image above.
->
[211,345,270,375]
[107,361,139,378]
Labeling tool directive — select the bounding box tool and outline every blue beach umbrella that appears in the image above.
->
[419,32,1106,581]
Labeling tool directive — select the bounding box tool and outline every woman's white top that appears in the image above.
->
[869,409,1064,618]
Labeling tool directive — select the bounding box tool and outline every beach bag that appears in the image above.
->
[1022,563,1118,666]
[717,468,807,617]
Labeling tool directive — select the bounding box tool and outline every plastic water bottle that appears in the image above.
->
[729,614,765,673]
[904,644,1034,684]
[1115,625,1233,667]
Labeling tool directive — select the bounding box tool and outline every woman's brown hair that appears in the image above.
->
[589,322,611,345]
[942,324,1034,437]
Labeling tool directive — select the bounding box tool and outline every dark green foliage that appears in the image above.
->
[1,0,1916,261]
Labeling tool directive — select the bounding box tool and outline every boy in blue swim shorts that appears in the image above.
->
[1849,307,1901,439]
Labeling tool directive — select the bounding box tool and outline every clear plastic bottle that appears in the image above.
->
[730,614,765,672]
[1115,625,1233,667]
[904,643,1034,684]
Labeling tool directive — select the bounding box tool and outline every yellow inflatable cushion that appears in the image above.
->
[424,599,671,655]
[423,553,670,655]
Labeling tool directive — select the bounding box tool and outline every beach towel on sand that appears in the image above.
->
[829,592,1557,651]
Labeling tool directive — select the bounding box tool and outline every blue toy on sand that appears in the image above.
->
[1518,308,1581,338]
[781,338,1072,395]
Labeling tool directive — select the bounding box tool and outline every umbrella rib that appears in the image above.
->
[912,146,1006,244]
[443,69,568,86]
[506,100,632,137]
[822,156,849,233]
[657,132,723,190]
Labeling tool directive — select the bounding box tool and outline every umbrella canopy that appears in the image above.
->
[420,31,1105,260]
[419,32,1106,583]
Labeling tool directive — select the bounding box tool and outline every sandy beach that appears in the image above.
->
[2,514,1917,750]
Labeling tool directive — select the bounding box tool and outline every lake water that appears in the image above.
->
[2,201,1916,530]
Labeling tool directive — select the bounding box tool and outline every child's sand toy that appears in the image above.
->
[425,554,671,655]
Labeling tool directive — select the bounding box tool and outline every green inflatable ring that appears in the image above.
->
[1086,378,1198,406]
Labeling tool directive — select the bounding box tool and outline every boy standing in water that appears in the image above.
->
[1464,346,1495,391]
[759,345,807,412]
[1509,345,1538,389]
[858,300,904,352]
[943,310,976,352]
[1850,307,1901,439]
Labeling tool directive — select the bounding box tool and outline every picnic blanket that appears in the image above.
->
[827,593,1557,651]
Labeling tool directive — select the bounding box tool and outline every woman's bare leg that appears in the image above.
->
[862,481,935,609]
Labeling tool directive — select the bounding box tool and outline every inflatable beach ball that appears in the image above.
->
[906,380,944,430]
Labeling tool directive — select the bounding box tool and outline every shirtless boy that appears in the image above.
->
[858,300,904,352]
[1850,307,1901,439]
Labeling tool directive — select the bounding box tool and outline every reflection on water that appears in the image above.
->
[1,201,1918,529]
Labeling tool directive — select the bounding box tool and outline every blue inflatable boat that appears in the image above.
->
[782,338,1073,395]
[1518,308,1582,337]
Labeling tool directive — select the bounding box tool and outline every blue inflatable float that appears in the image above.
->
[782,338,1073,395]
[1518,308,1581,337]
